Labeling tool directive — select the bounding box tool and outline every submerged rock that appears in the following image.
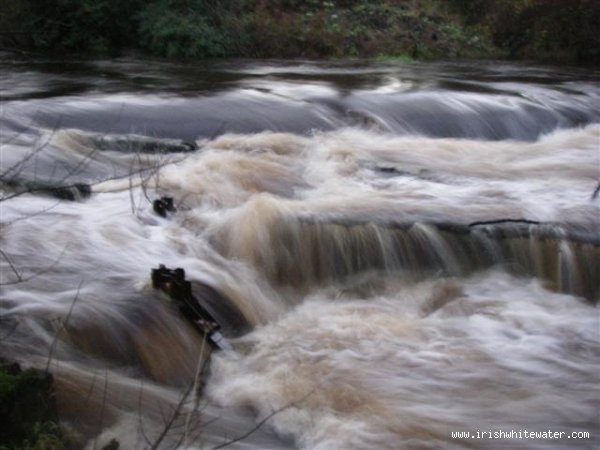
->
[92,135,198,154]
[1,179,92,201]
[101,438,120,450]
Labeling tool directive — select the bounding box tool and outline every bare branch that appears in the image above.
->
[0,243,69,286]
[93,369,110,450]
[83,371,99,405]
[0,318,20,341]
[0,247,22,282]
[136,381,152,448]
[182,335,210,447]
[128,160,137,215]
[212,390,314,450]
[45,280,83,373]
[1,200,61,226]
[0,118,61,181]
[146,335,211,450]
[149,381,195,450]
[1,110,42,146]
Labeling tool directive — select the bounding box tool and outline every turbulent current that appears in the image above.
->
[1,56,599,449]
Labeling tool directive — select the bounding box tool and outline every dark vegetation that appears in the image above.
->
[0,361,78,450]
[0,0,598,64]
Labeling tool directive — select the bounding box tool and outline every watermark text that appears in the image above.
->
[451,430,590,440]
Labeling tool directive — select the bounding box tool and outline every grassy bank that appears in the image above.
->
[1,0,598,64]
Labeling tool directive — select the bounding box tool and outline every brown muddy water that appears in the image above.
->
[1,55,599,449]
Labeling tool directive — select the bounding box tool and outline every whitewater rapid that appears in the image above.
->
[1,57,599,449]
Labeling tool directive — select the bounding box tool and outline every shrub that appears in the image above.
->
[0,362,79,450]
[138,0,230,58]
[19,0,143,53]
[491,0,600,64]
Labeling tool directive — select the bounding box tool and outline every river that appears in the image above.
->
[1,55,599,449]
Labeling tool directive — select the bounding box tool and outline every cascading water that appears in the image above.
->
[1,56,598,449]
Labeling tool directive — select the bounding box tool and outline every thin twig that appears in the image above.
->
[211,390,314,450]
[93,369,110,450]
[2,111,42,146]
[0,247,22,282]
[0,243,69,286]
[136,380,152,448]
[83,371,99,405]
[150,381,196,450]
[45,280,83,373]
[0,118,61,181]
[182,335,209,447]
[0,319,20,341]
[1,200,61,226]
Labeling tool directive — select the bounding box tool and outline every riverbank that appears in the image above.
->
[1,0,598,65]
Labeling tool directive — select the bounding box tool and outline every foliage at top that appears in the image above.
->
[0,0,598,64]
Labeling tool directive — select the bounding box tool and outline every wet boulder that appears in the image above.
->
[153,196,175,217]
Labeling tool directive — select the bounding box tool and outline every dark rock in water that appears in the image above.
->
[92,135,198,154]
[592,182,600,200]
[151,265,221,341]
[51,183,92,201]
[1,179,92,201]
[153,199,166,217]
[101,439,120,450]
[153,196,175,217]
[376,166,402,174]
[372,165,442,182]
[151,265,250,348]
[191,280,250,339]
[1,360,21,375]
[181,141,198,152]
[371,165,412,177]
[0,359,77,448]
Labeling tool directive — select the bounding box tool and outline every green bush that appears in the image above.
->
[0,363,79,450]
[489,0,600,63]
[138,0,230,58]
[2,0,597,63]
[19,0,143,53]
